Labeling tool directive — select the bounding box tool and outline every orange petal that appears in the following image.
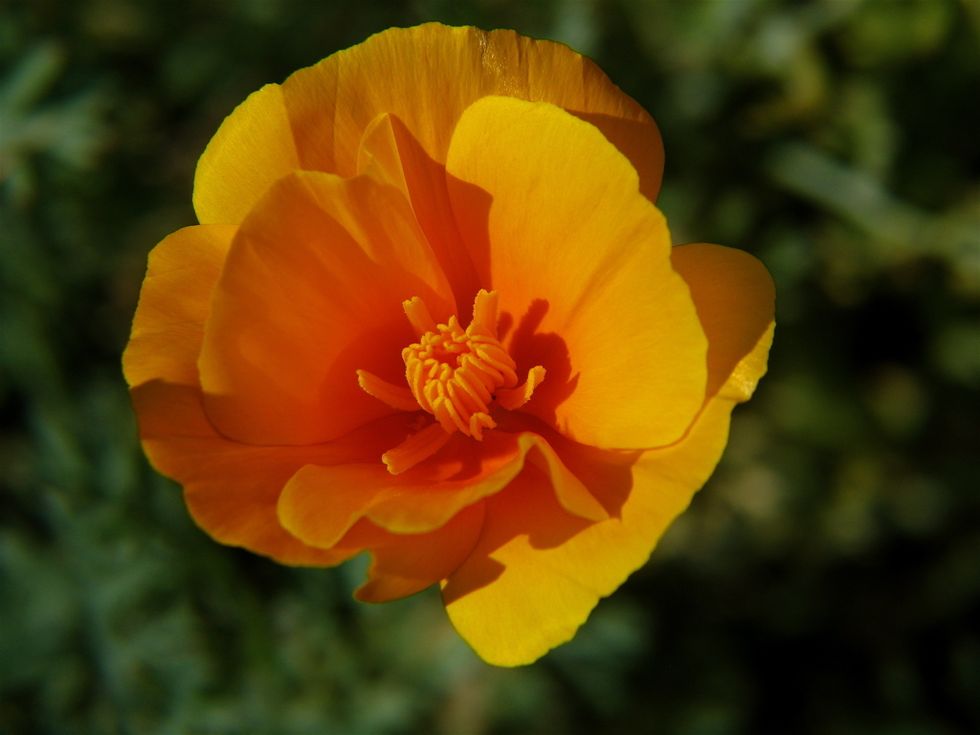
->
[193,84,301,225]
[282,24,664,200]
[277,431,522,548]
[123,224,236,389]
[124,222,345,565]
[446,96,707,449]
[670,243,776,404]
[356,112,481,310]
[345,502,486,603]
[197,171,456,446]
[277,428,606,551]
[132,380,415,566]
[496,365,547,411]
[442,249,774,666]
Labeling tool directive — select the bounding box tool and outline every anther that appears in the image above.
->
[356,289,546,474]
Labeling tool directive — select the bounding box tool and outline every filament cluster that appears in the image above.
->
[402,315,518,440]
[356,289,545,474]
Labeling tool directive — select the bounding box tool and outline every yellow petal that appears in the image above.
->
[442,397,730,666]
[123,224,235,389]
[193,84,300,225]
[670,243,776,404]
[446,96,707,449]
[197,171,455,446]
[442,246,775,666]
[282,23,664,200]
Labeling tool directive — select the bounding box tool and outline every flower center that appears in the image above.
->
[403,304,517,440]
[357,289,545,474]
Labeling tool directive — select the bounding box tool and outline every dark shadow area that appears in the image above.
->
[504,298,579,428]
[357,111,483,313]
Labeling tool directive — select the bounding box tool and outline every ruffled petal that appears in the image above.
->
[123,224,235,389]
[194,84,301,225]
[132,381,413,566]
[277,427,607,551]
[345,503,486,603]
[198,171,456,446]
[123,220,342,564]
[281,23,664,200]
[442,246,775,666]
[446,96,707,449]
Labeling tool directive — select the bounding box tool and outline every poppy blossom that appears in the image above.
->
[123,23,774,666]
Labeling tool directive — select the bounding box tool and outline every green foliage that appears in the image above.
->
[2,1,978,733]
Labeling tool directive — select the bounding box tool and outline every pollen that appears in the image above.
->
[356,289,545,474]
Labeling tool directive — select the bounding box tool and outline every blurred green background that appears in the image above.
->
[2,0,979,733]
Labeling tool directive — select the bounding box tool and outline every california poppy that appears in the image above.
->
[123,23,774,666]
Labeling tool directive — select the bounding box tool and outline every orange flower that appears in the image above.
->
[123,24,774,666]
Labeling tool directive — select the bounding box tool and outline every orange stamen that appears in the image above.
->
[382,422,452,475]
[497,365,547,410]
[402,295,436,336]
[356,289,545,474]
[356,369,418,411]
